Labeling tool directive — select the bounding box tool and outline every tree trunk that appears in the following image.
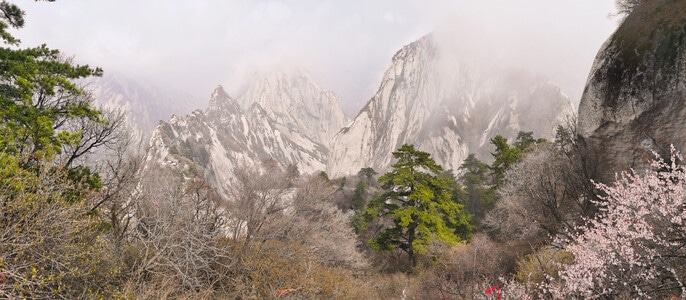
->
[408,221,416,268]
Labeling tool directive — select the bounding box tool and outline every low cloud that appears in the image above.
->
[16,0,617,116]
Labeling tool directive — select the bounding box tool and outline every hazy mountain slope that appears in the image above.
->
[238,69,350,146]
[144,80,332,196]
[88,73,198,135]
[328,36,573,177]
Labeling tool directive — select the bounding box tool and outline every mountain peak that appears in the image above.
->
[237,66,349,145]
[328,33,572,177]
[143,74,333,197]
[212,85,228,98]
[238,67,317,108]
[392,34,435,62]
[208,84,240,113]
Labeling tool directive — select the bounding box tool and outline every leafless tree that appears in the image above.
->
[59,105,127,168]
[416,234,517,299]
[0,105,137,298]
[127,168,234,295]
[86,109,145,241]
[277,174,368,269]
[226,160,290,244]
[227,164,367,269]
[483,115,598,247]
[483,144,585,245]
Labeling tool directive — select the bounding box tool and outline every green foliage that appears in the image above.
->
[318,170,330,182]
[351,210,371,235]
[0,3,121,298]
[352,168,379,234]
[65,165,103,203]
[351,180,373,234]
[365,144,473,268]
[0,1,25,45]
[514,248,574,286]
[337,176,347,191]
[358,167,378,185]
[459,154,495,219]
[513,131,546,150]
[351,180,369,211]
[0,5,103,162]
[285,163,300,186]
[554,124,572,147]
[438,170,467,206]
[490,131,544,187]
[460,131,545,223]
[490,135,522,187]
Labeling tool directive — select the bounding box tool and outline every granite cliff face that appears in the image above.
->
[328,36,573,177]
[142,36,576,188]
[143,71,343,196]
[578,1,686,182]
[238,69,349,146]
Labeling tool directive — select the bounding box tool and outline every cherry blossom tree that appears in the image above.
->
[549,146,686,299]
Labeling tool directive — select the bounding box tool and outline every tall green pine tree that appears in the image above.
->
[365,144,473,268]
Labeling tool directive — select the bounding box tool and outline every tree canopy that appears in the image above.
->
[458,131,544,222]
[0,1,104,165]
[490,131,545,187]
[365,144,473,268]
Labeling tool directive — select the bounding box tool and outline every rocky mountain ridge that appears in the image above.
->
[328,36,574,177]
[143,71,343,196]
[139,35,575,192]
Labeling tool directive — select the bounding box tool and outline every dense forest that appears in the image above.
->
[2,0,686,299]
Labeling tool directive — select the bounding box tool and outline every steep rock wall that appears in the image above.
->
[328,36,573,177]
[578,0,686,182]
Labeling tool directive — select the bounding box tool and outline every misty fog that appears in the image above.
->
[17,1,617,117]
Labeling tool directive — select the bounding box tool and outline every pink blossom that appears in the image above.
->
[547,146,686,298]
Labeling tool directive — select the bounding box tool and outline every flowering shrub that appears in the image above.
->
[549,146,686,299]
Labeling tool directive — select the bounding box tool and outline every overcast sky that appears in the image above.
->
[15,1,618,116]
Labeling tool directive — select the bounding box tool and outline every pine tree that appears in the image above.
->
[365,144,473,268]
[0,1,104,165]
[459,154,495,218]
[490,131,544,187]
